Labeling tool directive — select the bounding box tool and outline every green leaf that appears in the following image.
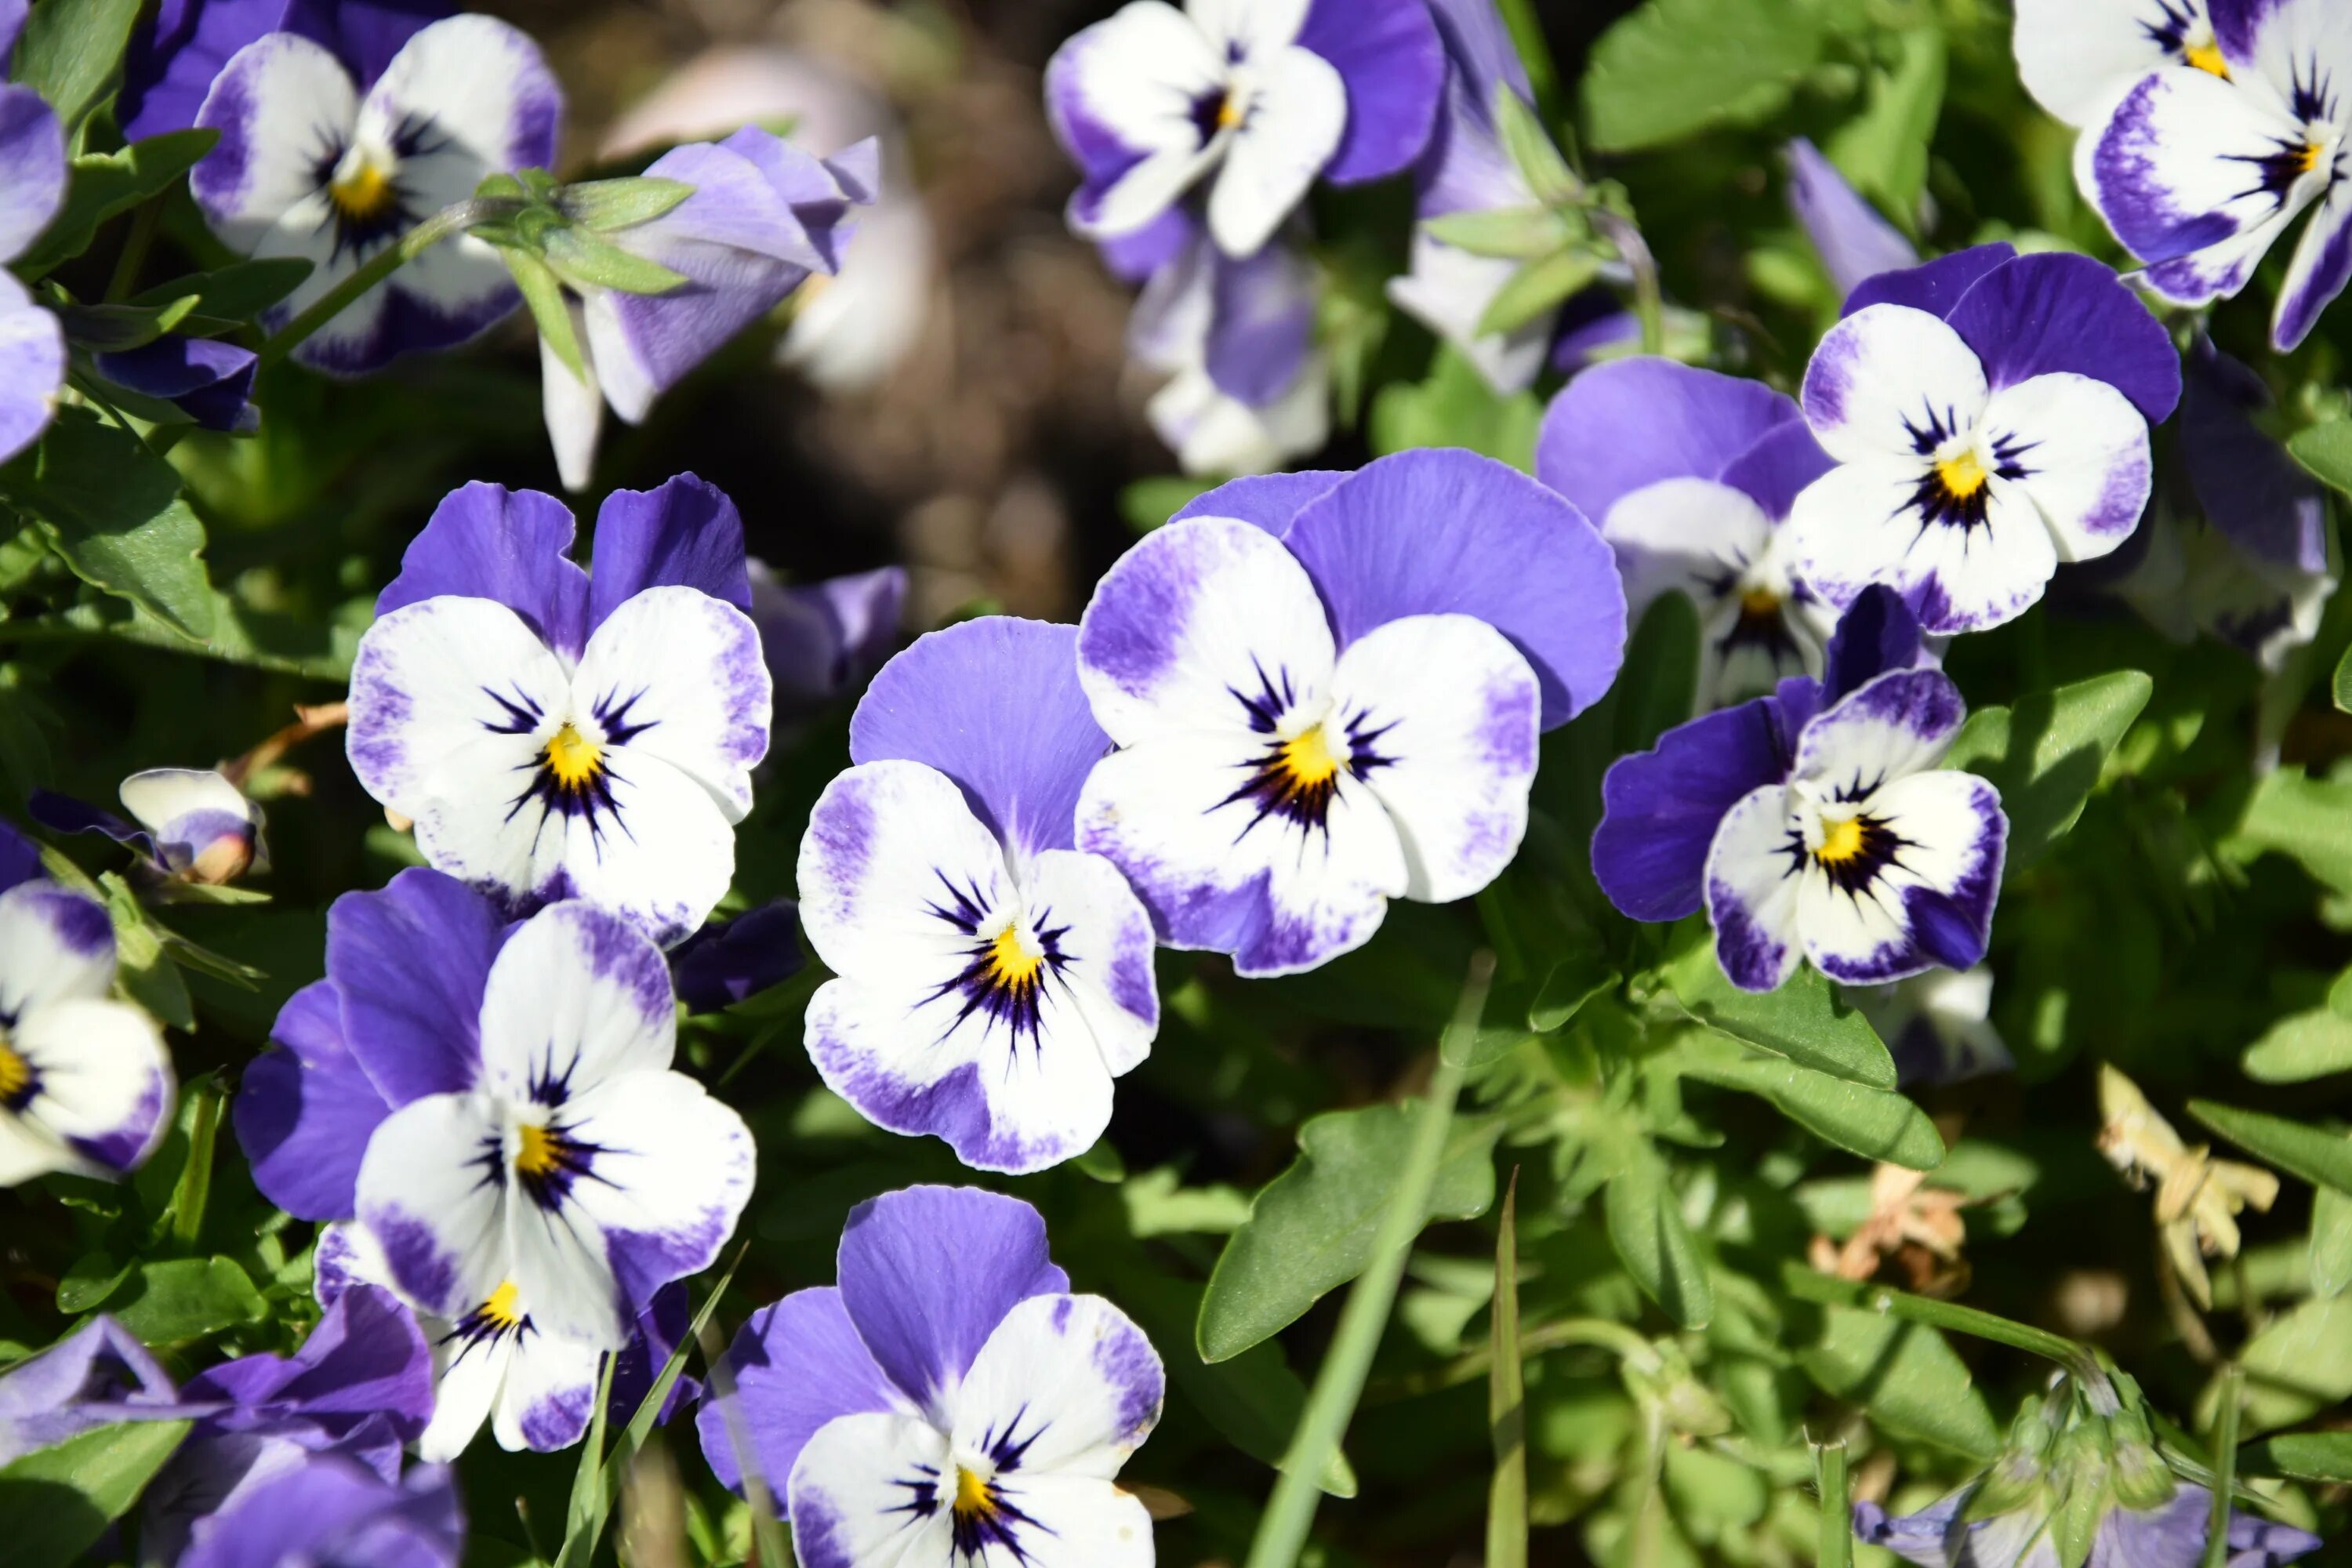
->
[1476,248,1606,339]
[1821,28,1946,225]
[18,130,221,276]
[2187,1100,2352,1194]
[1367,345,1542,470]
[4,408,214,638]
[1494,89,1577,205]
[2247,1432,2352,1483]
[56,1252,132,1313]
[560,176,697,231]
[543,227,689,296]
[1197,1102,1501,1361]
[1583,0,1826,153]
[2310,1185,2352,1299]
[1486,1174,1527,1568]
[1798,1307,1999,1460]
[2288,421,2352,498]
[2243,1005,2352,1083]
[1663,920,1896,1088]
[1421,205,1574,260]
[2337,641,2352,715]
[132,257,315,322]
[54,295,202,354]
[1530,948,1619,1033]
[1679,1032,1942,1169]
[107,1256,266,1344]
[0,1418,192,1568]
[101,873,194,1033]
[2233,768,2352,897]
[506,247,585,380]
[1604,1139,1714,1328]
[2223,1294,2352,1434]
[1940,670,2154,870]
[1119,475,1213,534]
[10,0,142,134]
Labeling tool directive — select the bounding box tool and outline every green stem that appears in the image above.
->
[107,202,162,303]
[256,198,506,371]
[167,1083,220,1250]
[1475,886,1526,982]
[1370,1314,1661,1402]
[2202,1365,2244,1568]
[1779,1263,2096,1374]
[1243,954,1496,1568]
[1815,1436,1851,1568]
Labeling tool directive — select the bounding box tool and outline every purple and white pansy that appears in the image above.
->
[1075,449,1624,976]
[2069,0,2352,349]
[1540,358,1839,709]
[1788,244,2181,636]
[2013,0,2231,129]
[33,767,267,886]
[1853,967,2014,1088]
[1593,589,2009,993]
[0,832,176,1186]
[1129,227,1330,476]
[119,0,452,143]
[799,618,1158,1174]
[1857,1480,2321,1568]
[0,0,65,467]
[191,13,561,375]
[344,895,752,1357]
[1047,0,1443,259]
[698,1186,1163,1568]
[345,474,771,946]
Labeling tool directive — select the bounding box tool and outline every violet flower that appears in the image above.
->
[0,1315,176,1465]
[0,0,64,466]
[176,1451,463,1568]
[800,618,1159,1173]
[2011,0,2228,129]
[1074,449,1624,975]
[1784,138,1918,301]
[697,1186,1163,1568]
[670,898,805,1015]
[1593,588,2007,992]
[119,0,450,143]
[31,767,267,885]
[1128,226,1330,476]
[1788,243,2180,635]
[1854,967,2013,1087]
[747,560,906,726]
[93,336,261,433]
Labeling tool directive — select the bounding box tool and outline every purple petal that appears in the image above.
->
[1717,419,1835,522]
[0,85,63,264]
[1820,586,1923,705]
[849,617,1112,860]
[2182,337,2329,574]
[750,563,906,722]
[609,1283,702,1432]
[1095,205,1200,283]
[325,868,510,1106]
[1592,696,1794,922]
[0,272,63,466]
[1549,287,1644,375]
[181,1284,433,1444]
[1174,469,1348,535]
[1537,358,1802,522]
[1282,448,1628,727]
[1784,138,1918,299]
[1839,241,2014,318]
[671,899,804,1014]
[1298,0,1445,184]
[0,818,38,895]
[375,482,589,660]
[27,788,158,862]
[1942,251,2181,424]
[586,473,753,637]
[119,0,452,141]
[0,1316,180,1465]
[2275,176,2352,350]
[233,982,392,1220]
[94,335,258,433]
[1206,241,1317,407]
[695,1287,902,1501]
[177,1452,463,1568]
[835,1185,1069,1409]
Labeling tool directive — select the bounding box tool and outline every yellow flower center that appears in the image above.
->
[1936,448,1988,500]
[982,924,1046,991]
[516,1122,561,1178]
[328,157,397,223]
[1738,586,1782,618]
[2185,40,2230,78]
[2299,141,2328,176]
[543,722,603,789]
[0,1039,27,1105]
[480,1281,523,1330]
[1277,724,1341,788]
[1215,90,1244,131]
[953,1467,997,1519]
[1816,815,1867,866]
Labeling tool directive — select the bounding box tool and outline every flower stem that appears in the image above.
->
[256,198,506,371]
[1594,209,1665,355]
[1814,1434,1852,1568]
[2201,1363,2244,1568]
[1779,1262,2099,1377]
[1243,953,1495,1568]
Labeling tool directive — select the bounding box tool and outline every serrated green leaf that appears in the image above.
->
[2243,1004,2352,1083]
[1678,1031,1941,1169]
[1477,247,1606,339]
[100,873,193,1032]
[1663,920,1896,1088]
[4,408,214,638]
[1530,948,1619,1033]
[107,1256,265,1343]
[1198,1103,1501,1361]
[1604,1139,1714,1328]
[559,176,696,231]
[132,257,316,323]
[1798,1306,1998,1460]
[543,227,689,296]
[2187,1099,2352,1193]
[1940,670,2153,869]
[0,1418,192,1568]
[10,0,142,134]
[1422,205,1573,260]
[19,129,220,276]
[1583,0,1826,153]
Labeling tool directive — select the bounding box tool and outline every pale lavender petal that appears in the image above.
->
[375,482,589,659]
[233,981,392,1220]
[1537,357,1802,522]
[1205,241,1317,407]
[1172,469,1347,534]
[1784,138,1917,299]
[696,1287,902,1501]
[0,84,64,263]
[1717,419,1835,522]
[0,271,62,465]
[586,473,753,636]
[1298,0,1445,183]
[93,335,259,433]
[0,1316,179,1465]
[181,1283,433,1443]
[1820,585,1924,704]
[119,0,451,142]
[177,1453,463,1568]
[750,562,906,721]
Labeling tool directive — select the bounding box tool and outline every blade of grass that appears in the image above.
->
[1779,1263,2095,1374]
[2202,1364,2243,1568]
[1813,1434,1850,1568]
[1242,953,1496,1568]
[1486,1168,1527,1568]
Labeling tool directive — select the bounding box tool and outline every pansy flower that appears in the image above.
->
[0,0,65,467]
[2013,0,2230,129]
[698,1186,1163,1568]
[1129,227,1330,476]
[1047,0,1443,258]
[1788,243,2181,635]
[2073,0,2352,348]
[1593,588,2007,992]
[345,474,771,946]
[535,126,877,492]
[178,1451,464,1568]
[1540,358,1838,709]
[800,617,1158,1174]
[1075,449,1624,975]
[234,869,710,1458]
[0,828,176,1185]
[93,336,261,433]
[352,897,753,1352]
[1784,138,1918,300]
[32,767,268,885]
[0,1313,176,1464]
[748,560,906,729]
[191,13,561,375]
[1854,967,2013,1088]
[118,0,451,142]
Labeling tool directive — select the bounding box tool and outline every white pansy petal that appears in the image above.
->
[2141,201,2307,308]
[118,768,250,835]
[506,1183,630,1349]
[1092,144,1225,240]
[1704,785,1803,993]
[0,1112,71,1186]
[1191,0,1312,53]
[1789,463,2058,634]
[797,759,1016,982]
[190,34,361,315]
[1023,849,1159,1079]
[474,903,677,1102]
[2012,0,2192,126]
[354,1091,511,1322]
[1076,517,1337,743]
[1062,1,1225,158]
[1798,771,2005,985]
[557,1070,754,1325]
[1326,614,1540,904]
[952,1294,1163,1479]
[491,1326,601,1454]
[1602,477,1779,622]
[1982,372,2153,562]
[1800,305,1987,466]
[984,1473,1157,1568]
[1795,670,1968,794]
[9,999,173,1179]
[1206,45,1345,256]
[542,318,604,493]
[1385,235,1550,396]
[417,1326,511,1463]
[0,882,115,1016]
[786,1412,956,1568]
[532,753,739,949]
[2274,169,2352,350]
[573,587,770,821]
